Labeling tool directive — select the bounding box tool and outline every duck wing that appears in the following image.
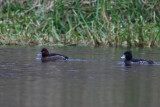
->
[132,58,154,64]
[49,53,69,59]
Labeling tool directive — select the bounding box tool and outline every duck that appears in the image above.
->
[121,50,154,65]
[40,48,69,62]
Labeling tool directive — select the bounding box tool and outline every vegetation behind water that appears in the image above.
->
[0,0,160,47]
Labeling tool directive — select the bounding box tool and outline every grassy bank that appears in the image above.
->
[0,0,160,47]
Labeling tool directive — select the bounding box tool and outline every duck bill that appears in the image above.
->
[37,52,42,56]
[121,55,125,59]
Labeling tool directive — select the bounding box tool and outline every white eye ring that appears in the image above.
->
[121,55,125,59]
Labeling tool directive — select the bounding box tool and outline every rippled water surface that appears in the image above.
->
[0,46,160,107]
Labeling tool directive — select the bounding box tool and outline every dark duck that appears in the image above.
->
[121,51,154,65]
[40,48,69,62]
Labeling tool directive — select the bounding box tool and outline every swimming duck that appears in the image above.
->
[40,48,69,62]
[121,51,154,65]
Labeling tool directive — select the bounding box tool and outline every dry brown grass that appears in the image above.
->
[0,0,160,46]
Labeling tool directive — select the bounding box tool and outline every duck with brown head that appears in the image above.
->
[40,48,69,62]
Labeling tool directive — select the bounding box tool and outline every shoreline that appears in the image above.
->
[0,0,160,47]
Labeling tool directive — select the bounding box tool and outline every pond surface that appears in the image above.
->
[0,46,160,107]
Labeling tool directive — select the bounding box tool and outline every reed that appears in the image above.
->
[0,0,160,47]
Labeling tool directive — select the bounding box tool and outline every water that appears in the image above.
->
[0,46,160,107]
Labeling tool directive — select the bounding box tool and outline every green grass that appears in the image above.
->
[0,0,160,47]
